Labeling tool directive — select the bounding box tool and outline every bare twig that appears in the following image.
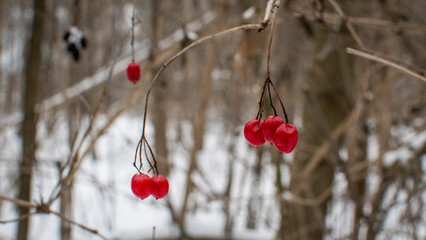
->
[266,0,280,77]
[0,195,108,239]
[327,0,365,49]
[268,80,289,123]
[263,0,276,23]
[49,89,107,204]
[347,47,426,83]
[49,209,109,240]
[0,212,35,224]
[292,6,426,32]
[136,23,263,170]
[131,1,136,62]
[0,194,36,208]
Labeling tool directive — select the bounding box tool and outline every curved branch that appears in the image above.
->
[347,47,426,83]
[139,23,263,141]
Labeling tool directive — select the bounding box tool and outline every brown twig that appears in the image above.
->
[0,194,109,239]
[255,0,291,124]
[256,79,270,121]
[268,80,289,123]
[131,1,136,62]
[49,90,107,204]
[266,0,279,77]
[49,209,109,240]
[0,194,36,209]
[267,84,278,116]
[327,0,365,49]
[135,23,264,173]
[263,0,276,24]
[292,6,426,32]
[0,212,35,224]
[346,47,426,83]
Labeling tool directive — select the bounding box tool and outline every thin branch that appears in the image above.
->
[292,6,426,32]
[0,212,35,224]
[263,0,276,24]
[0,194,109,240]
[346,47,426,83]
[266,0,280,77]
[267,84,278,116]
[49,90,107,204]
[139,23,263,140]
[131,1,136,62]
[269,80,289,123]
[327,0,365,49]
[256,79,270,120]
[0,194,36,209]
[50,209,109,240]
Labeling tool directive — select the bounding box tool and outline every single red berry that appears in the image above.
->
[261,115,285,144]
[272,123,299,153]
[131,174,153,199]
[244,119,265,146]
[126,62,140,83]
[151,175,169,199]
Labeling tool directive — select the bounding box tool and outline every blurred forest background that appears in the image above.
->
[0,0,425,239]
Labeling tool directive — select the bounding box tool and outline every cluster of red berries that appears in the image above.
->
[131,174,169,199]
[244,115,298,153]
[127,62,140,84]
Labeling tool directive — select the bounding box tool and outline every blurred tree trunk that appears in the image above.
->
[246,147,263,229]
[17,0,46,239]
[150,0,170,176]
[179,41,218,230]
[60,1,81,239]
[61,69,76,240]
[284,29,352,239]
[179,2,225,233]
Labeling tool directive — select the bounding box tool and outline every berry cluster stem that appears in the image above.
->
[134,136,159,176]
[256,78,289,124]
[266,0,279,78]
[131,2,136,62]
[255,0,289,124]
[132,2,280,174]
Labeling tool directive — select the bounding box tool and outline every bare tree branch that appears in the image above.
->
[327,0,365,49]
[347,47,426,83]
[0,195,109,240]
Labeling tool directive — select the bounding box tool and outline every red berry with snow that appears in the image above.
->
[131,174,153,199]
[261,115,285,144]
[272,123,298,153]
[151,175,169,199]
[127,62,140,83]
[244,119,265,146]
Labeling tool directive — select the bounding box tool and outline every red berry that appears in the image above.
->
[272,123,298,153]
[127,62,140,83]
[151,175,169,199]
[244,119,265,146]
[131,174,153,199]
[261,116,285,144]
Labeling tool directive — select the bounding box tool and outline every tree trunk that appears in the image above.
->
[150,0,170,177]
[59,2,82,239]
[179,41,218,230]
[178,2,225,233]
[285,28,353,239]
[17,0,46,239]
